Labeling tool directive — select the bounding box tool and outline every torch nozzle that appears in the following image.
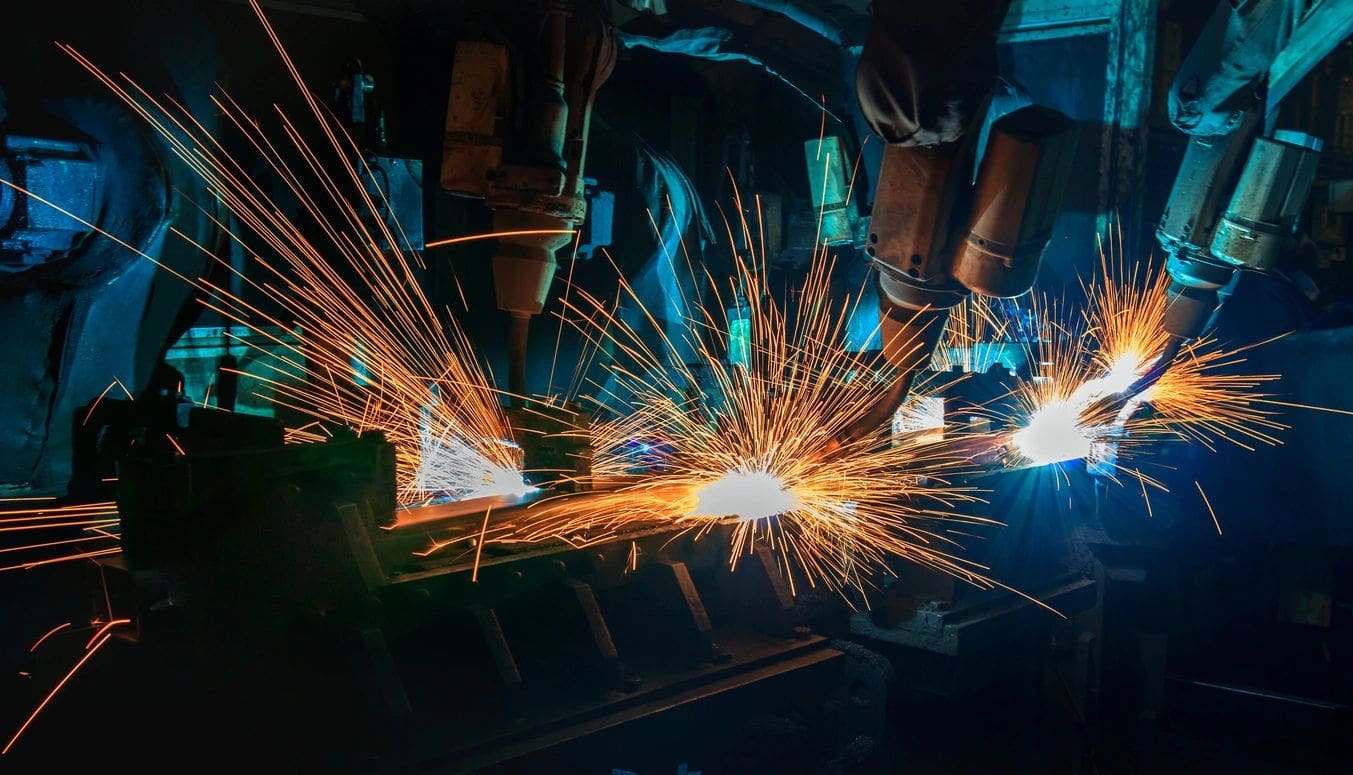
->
[1125,336,1183,399]
[1078,336,1186,423]
[508,314,530,407]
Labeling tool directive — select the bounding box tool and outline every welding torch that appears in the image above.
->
[441,1,617,403]
[851,0,1341,455]
[835,0,1078,446]
[1114,0,1339,410]
[1076,118,1324,425]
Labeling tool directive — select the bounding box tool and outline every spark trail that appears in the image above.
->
[512,194,1004,599]
[995,243,1287,477]
[0,0,529,504]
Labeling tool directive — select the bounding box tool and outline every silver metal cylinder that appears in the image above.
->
[1210,131,1323,271]
[1156,109,1260,258]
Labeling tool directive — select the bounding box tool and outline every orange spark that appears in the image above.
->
[164,434,186,456]
[81,380,119,427]
[1196,481,1222,535]
[994,238,1286,479]
[425,228,577,249]
[84,619,131,650]
[472,505,493,583]
[21,2,527,505]
[513,197,999,600]
[3,632,120,755]
[28,623,71,654]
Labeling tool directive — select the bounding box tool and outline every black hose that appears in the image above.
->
[508,315,530,407]
[832,370,915,448]
[1126,336,1184,398]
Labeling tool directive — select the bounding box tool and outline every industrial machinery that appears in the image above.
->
[1157,114,1323,343]
[866,104,1077,374]
[7,1,1353,772]
[841,0,1079,440]
[0,59,222,493]
[46,404,882,771]
[441,0,617,399]
[1149,0,1353,386]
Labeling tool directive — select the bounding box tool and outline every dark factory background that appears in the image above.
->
[2,1,1353,772]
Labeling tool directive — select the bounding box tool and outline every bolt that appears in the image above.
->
[620,672,643,692]
[793,625,812,641]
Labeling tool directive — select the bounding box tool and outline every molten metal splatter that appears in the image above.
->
[514,184,1001,598]
[997,241,1289,483]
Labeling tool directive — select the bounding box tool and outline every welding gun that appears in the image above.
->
[839,0,1078,442]
[1142,0,1345,394]
[1155,113,1322,357]
[1028,104,1324,451]
[441,0,617,401]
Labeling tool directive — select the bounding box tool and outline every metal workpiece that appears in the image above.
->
[95,406,853,769]
[851,574,1095,659]
[847,459,1097,696]
[1211,131,1323,271]
[379,495,744,604]
[115,427,395,580]
[949,105,1078,299]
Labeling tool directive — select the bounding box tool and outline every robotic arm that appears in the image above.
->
[441,0,616,401]
[840,0,1077,442]
[1150,0,1345,389]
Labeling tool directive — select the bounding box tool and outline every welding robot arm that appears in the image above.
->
[837,0,1077,444]
[442,0,617,401]
[1142,0,1352,397]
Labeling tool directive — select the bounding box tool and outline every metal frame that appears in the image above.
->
[1001,0,1159,248]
